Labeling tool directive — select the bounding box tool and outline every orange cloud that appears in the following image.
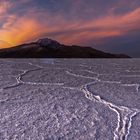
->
[0,40,11,48]
[0,18,39,47]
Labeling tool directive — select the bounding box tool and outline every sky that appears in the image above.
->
[0,0,140,57]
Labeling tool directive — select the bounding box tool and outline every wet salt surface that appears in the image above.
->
[0,59,140,140]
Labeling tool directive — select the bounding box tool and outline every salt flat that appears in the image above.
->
[0,59,140,140]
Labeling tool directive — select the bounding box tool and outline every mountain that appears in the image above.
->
[0,38,130,58]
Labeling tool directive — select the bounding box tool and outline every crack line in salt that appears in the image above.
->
[80,82,139,140]
[66,70,121,84]
[1,61,140,140]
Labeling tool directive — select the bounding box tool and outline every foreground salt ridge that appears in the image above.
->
[65,70,140,140]
[0,59,140,139]
[81,83,139,140]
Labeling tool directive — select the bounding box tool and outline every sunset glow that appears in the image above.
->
[0,0,140,56]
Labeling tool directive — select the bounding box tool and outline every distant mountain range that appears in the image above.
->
[0,38,130,58]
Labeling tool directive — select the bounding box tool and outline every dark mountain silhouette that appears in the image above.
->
[0,38,130,58]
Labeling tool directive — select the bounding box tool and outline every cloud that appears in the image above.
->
[45,7,140,45]
[0,18,40,46]
[0,1,10,14]
[0,0,140,50]
[0,40,11,48]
